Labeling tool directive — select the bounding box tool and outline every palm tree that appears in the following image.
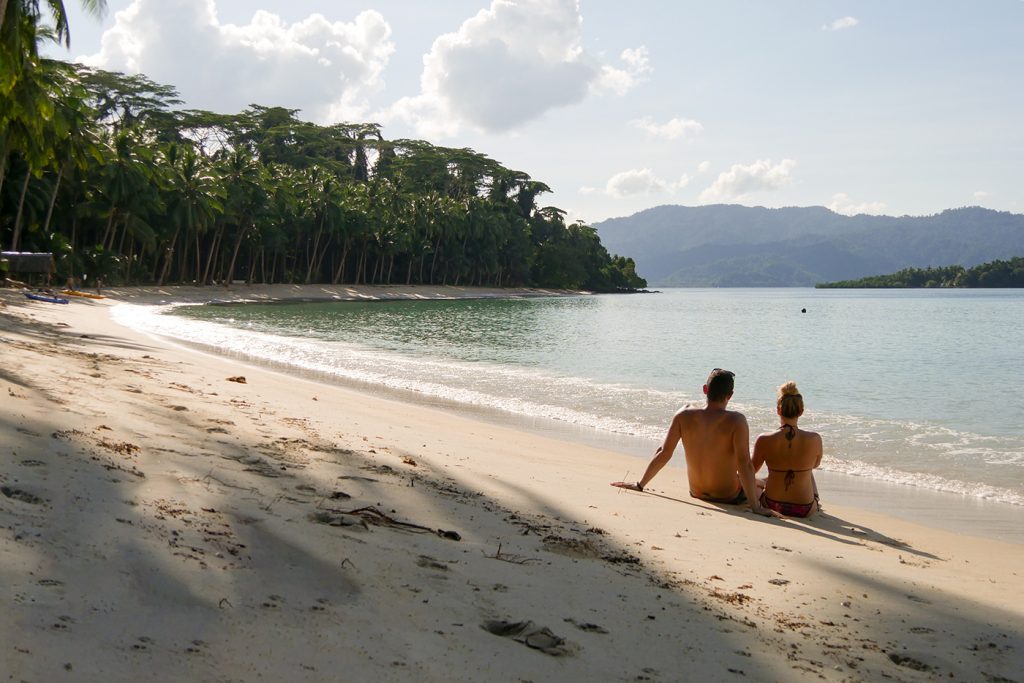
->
[94,131,159,252]
[1,17,60,248]
[160,142,223,284]
[301,165,348,283]
[40,60,99,236]
[1,1,107,44]
[207,147,264,285]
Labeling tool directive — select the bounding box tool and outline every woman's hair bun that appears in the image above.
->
[777,381,804,418]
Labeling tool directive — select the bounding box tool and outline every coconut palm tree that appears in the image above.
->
[1,0,107,49]
[160,142,223,284]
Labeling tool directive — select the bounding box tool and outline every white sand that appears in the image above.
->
[2,285,1022,682]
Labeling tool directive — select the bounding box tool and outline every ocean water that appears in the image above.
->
[113,288,1024,509]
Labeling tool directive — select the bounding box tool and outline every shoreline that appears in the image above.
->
[3,285,1023,681]
[98,282,590,305]
[112,284,1024,545]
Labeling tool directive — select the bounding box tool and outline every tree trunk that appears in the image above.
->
[429,237,442,284]
[0,0,10,36]
[201,226,223,285]
[305,223,324,283]
[356,247,368,284]
[125,237,135,283]
[42,164,65,235]
[149,240,161,277]
[313,236,332,282]
[0,155,7,208]
[177,234,188,284]
[224,224,248,287]
[117,218,128,255]
[306,207,330,283]
[9,171,31,251]
[69,216,78,277]
[332,241,349,284]
[371,254,381,284]
[157,227,180,285]
[194,232,202,284]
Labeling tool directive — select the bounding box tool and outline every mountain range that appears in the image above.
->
[593,205,1024,286]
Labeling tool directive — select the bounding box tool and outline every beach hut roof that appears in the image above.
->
[1,252,55,274]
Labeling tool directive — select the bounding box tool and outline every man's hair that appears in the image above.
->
[706,368,735,401]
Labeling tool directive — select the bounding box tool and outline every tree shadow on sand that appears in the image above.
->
[638,489,940,559]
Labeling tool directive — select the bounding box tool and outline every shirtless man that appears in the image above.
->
[613,368,772,516]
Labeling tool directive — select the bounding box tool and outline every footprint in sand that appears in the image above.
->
[888,653,932,672]
[1,486,45,505]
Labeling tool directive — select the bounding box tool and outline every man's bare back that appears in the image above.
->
[677,405,749,500]
[612,368,771,516]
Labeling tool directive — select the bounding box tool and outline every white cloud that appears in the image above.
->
[827,192,887,216]
[387,0,649,137]
[697,159,796,204]
[81,0,394,122]
[697,160,711,174]
[629,116,703,141]
[578,186,597,195]
[973,190,991,199]
[606,168,666,198]
[604,165,701,198]
[592,45,652,96]
[822,16,859,31]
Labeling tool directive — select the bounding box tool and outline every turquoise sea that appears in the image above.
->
[114,288,1024,533]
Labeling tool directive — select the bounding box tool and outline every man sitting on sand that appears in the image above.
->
[613,368,773,516]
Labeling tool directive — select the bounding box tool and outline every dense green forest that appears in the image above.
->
[0,3,645,291]
[816,257,1024,288]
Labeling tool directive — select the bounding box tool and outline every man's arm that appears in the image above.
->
[613,411,683,491]
[733,415,772,516]
[751,434,767,474]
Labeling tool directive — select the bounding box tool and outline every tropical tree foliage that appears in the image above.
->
[1,13,646,291]
[816,258,1024,288]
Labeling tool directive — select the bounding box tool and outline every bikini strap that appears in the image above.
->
[780,423,796,448]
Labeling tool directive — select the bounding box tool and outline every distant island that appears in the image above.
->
[816,257,1024,288]
[594,205,1024,287]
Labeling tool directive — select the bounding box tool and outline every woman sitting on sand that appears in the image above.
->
[752,381,823,517]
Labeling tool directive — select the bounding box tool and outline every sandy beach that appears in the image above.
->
[2,285,1022,682]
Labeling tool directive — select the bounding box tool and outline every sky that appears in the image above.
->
[44,0,1024,224]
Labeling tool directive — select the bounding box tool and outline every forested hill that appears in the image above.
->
[817,257,1024,288]
[594,205,1024,286]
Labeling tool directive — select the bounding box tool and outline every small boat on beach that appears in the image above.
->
[24,291,70,304]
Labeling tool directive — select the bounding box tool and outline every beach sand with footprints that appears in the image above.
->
[1,285,1022,682]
